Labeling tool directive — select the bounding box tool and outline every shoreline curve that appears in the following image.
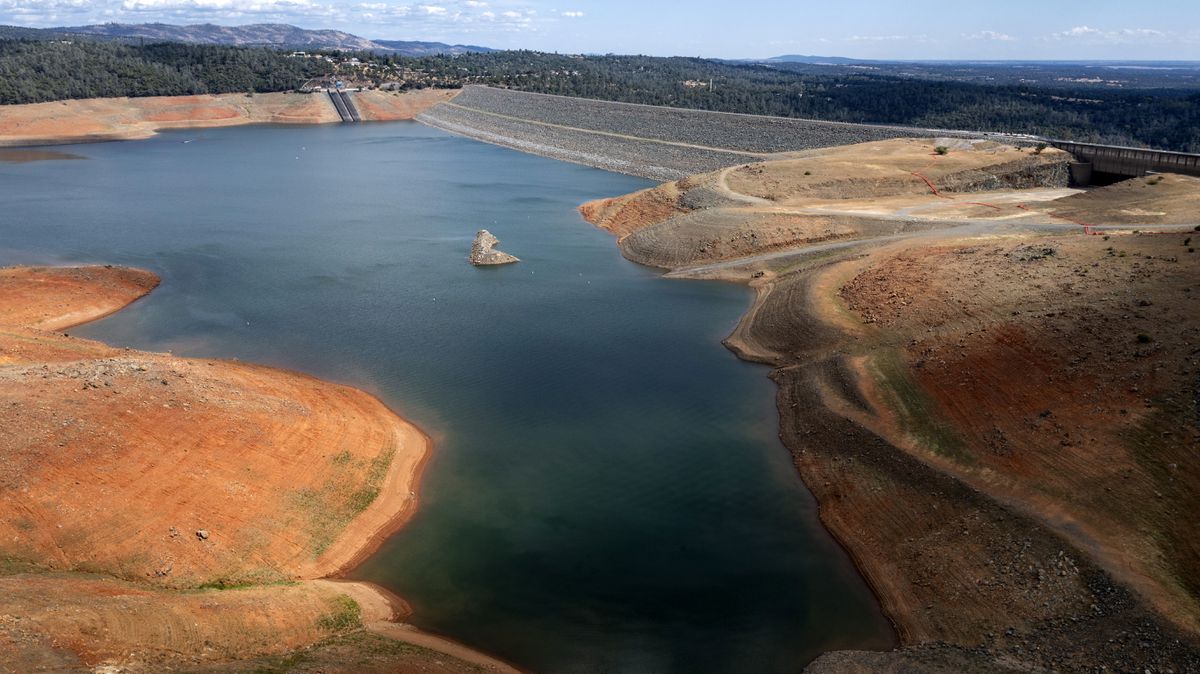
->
[0,264,516,672]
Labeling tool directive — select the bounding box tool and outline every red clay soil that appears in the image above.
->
[582,139,1200,671]
[0,267,429,588]
[723,235,1200,673]
[0,265,159,332]
[840,233,1200,634]
[0,265,511,673]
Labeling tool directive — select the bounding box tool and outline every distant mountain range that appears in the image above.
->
[761,54,866,65]
[0,22,495,55]
[372,39,494,56]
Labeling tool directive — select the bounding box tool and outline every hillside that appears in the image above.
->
[58,22,381,50]
[580,138,1200,672]
[18,22,496,55]
[373,38,495,56]
[0,89,455,146]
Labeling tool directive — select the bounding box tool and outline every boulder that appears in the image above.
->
[469,230,519,266]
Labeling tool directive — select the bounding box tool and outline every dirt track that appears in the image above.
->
[582,139,1074,270]
[581,139,1200,672]
[0,265,514,673]
[0,89,456,147]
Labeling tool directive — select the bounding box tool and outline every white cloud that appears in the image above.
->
[0,0,559,35]
[119,0,337,15]
[561,9,581,17]
[1049,25,1169,43]
[846,34,930,43]
[964,30,1015,41]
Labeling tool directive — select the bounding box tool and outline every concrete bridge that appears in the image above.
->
[1050,140,1200,183]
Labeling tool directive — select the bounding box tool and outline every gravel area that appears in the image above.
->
[418,100,753,180]
[418,86,986,179]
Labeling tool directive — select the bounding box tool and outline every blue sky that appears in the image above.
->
[2,0,1198,59]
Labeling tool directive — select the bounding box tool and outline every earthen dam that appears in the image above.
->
[418,86,1200,184]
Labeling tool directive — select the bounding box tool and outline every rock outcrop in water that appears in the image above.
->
[469,229,520,265]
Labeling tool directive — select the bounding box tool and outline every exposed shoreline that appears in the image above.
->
[0,265,516,673]
[0,89,457,148]
[578,142,1200,671]
[315,422,433,579]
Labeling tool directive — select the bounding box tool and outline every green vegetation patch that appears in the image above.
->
[247,630,486,674]
[1120,401,1200,601]
[0,557,46,576]
[867,349,972,465]
[290,447,396,557]
[0,40,332,104]
[317,594,363,632]
[191,576,296,592]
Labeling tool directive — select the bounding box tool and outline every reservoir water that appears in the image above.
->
[0,122,893,672]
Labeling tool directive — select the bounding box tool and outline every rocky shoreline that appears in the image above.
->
[0,89,456,148]
[580,141,1200,671]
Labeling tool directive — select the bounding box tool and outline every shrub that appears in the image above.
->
[1033,142,1048,155]
[934,146,949,155]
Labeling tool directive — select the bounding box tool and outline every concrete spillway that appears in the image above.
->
[328,91,360,123]
[340,92,361,122]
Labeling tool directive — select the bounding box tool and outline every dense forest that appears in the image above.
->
[2,38,1197,152]
[0,40,330,103]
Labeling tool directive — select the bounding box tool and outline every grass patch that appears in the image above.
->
[351,447,395,514]
[0,557,45,576]
[249,631,480,673]
[868,349,972,465]
[291,447,397,557]
[192,576,296,592]
[317,594,362,632]
[252,650,309,674]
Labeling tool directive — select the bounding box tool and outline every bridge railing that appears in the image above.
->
[1049,140,1200,178]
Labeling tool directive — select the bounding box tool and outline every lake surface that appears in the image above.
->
[0,122,893,672]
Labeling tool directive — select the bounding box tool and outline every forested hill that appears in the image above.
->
[0,23,496,55]
[1,37,1197,152]
[0,40,331,102]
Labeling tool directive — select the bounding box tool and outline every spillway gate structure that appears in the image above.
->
[328,90,361,123]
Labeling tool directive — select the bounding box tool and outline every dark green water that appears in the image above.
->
[0,122,893,672]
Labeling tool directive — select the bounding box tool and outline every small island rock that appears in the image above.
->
[469,230,520,266]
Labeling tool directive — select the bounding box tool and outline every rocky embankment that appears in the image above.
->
[580,139,1200,672]
[0,89,455,147]
[582,138,1072,270]
[0,265,515,673]
[469,229,520,265]
[417,85,978,180]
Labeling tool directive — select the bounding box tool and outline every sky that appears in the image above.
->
[3,0,1199,60]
